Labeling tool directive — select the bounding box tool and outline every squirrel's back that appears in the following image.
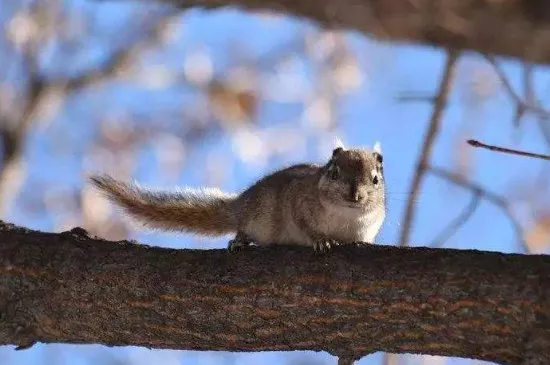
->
[232,164,322,245]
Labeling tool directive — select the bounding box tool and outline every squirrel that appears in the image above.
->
[89,141,386,253]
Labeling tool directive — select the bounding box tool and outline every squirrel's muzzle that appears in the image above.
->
[348,183,363,203]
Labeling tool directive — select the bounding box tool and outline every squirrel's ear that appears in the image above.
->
[332,147,344,158]
[334,136,345,149]
[373,141,383,164]
[373,141,382,155]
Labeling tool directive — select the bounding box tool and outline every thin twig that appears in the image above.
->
[429,192,480,248]
[519,61,550,147]
[395,93,437,103]
[485,55,549,118]
[523,62,534,104]
[398,49,460,247]
[487,56,550,146]
[429,166,528,253]
[524,63,550,147]
[467,139,550,161]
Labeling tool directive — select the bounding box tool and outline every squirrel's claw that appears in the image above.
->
[227,233,253,253]
[313,238,338,253]
[227,240,239,252]
[227,239,245,253]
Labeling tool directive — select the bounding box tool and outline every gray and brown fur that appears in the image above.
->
[89,143,386,253]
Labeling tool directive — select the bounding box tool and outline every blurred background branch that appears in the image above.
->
[428,166,528,253]
[398,50,459,248]
[98,0,550,66]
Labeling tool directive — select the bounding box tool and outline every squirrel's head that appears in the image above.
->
[318,142,384,211]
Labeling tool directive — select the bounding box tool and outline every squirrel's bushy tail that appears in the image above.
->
[89,175,238,236]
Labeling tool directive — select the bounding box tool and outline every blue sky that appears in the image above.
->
[2,1,550,365]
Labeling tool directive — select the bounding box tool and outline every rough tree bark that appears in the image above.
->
[1,221,550,364]
[94,0,550,66]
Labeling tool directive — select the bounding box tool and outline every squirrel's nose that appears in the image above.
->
[348,192,363,202]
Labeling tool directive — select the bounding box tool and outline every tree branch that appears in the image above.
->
[94,0,550,66]
[0,221,549,364]
[398,50,459,247]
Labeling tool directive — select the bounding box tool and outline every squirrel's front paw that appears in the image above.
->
[227,239,245,253]
[227,233,253,253]
[313,238,339,254]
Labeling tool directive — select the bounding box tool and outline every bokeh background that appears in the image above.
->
[1,0,550,364]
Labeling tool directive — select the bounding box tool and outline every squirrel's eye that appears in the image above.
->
[373,175,379,185]
[330,167,339,180]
